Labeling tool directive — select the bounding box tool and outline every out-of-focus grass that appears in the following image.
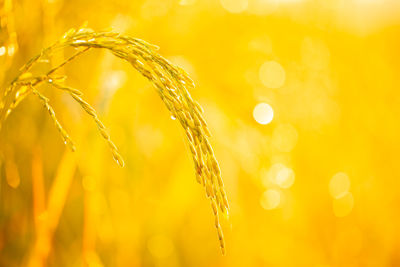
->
[1,0,400,266]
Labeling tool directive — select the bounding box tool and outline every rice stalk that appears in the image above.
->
[0,26,229,254]
[28,151,77,267]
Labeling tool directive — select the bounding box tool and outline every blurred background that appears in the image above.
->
[1,0,400,266]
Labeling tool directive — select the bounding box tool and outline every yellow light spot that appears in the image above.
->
[329,172,350,199]
[333,192,354,217]
[275,165,295,189]
[103,70,126,94]
[263,163,295,189]
[272,123,298,152]
[179,0,196,5]
[220,0,248,13]
[253,103,274,125]
[7,45,15,56]
[259,61,285,89]
[247,0,278,15]
[148,234,174,258]
[260,189,281,210]
[0,46,6,56]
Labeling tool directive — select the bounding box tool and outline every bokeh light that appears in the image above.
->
[253,103,274,125]
[262,163,295,189]
[259,61,286,89]
[275,165,295,189]
[0,46,5,56]
[220,0,248,13]
[247,0,278,15]
[179,0,197,6]
[329,172,351,199]
[6,45,15,56]
[260,189,281,210]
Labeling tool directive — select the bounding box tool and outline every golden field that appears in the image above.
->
[1,0,400,266]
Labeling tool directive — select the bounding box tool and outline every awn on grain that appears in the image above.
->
[0,26,229,254]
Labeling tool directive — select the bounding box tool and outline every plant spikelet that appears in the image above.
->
[0,26,229,254]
